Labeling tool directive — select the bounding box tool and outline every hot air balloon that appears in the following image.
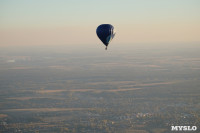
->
[96,24,116,50]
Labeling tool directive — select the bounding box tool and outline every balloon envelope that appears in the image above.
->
[96,24,116,48]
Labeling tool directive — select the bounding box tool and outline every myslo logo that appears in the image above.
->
[171,126,197,131]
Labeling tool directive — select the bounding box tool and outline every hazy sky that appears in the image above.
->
[0,0,200,46]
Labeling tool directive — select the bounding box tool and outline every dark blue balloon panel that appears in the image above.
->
[96,24,115,47]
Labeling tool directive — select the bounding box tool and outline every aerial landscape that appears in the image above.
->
[0,44,200,132]
[1,0,200,133]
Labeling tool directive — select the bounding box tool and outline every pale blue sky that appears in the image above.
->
[0,0,200,45]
